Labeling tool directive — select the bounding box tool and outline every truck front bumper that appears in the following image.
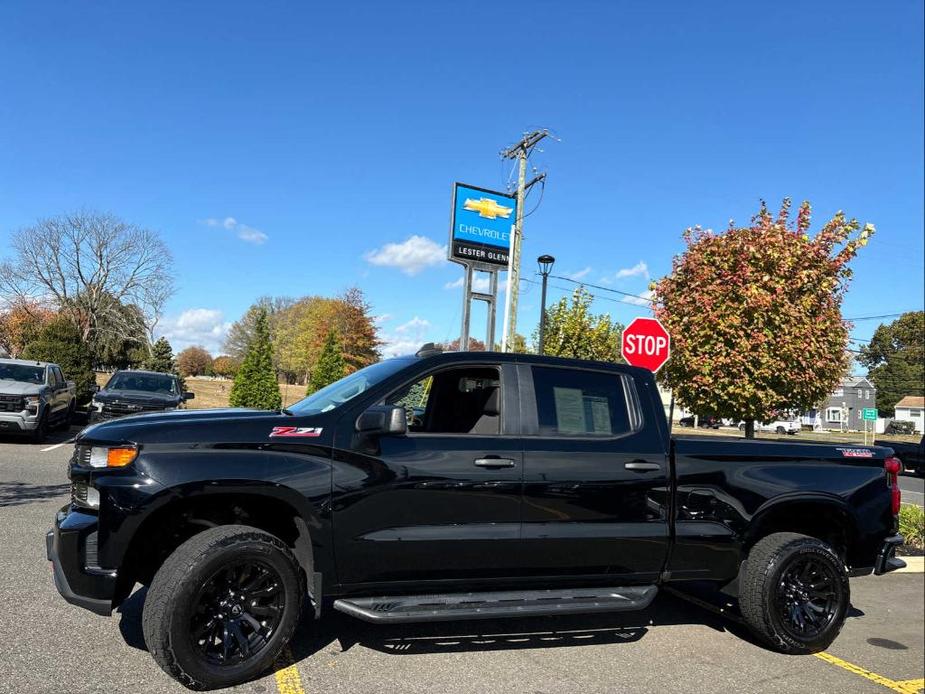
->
[873,534,906,575]
[0,412,39,432]
[46,505,116,616]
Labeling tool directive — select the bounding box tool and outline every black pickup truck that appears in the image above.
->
[48,347,906,690]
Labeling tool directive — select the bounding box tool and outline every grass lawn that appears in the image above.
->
[95,373,308,409]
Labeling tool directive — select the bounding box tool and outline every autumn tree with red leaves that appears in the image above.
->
[653,200,873,438]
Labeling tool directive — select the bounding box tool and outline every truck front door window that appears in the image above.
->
[386,366,501,435]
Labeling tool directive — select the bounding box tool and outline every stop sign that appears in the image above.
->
[621,317,671,373]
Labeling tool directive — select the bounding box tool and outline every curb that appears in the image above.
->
[894,555,924,573]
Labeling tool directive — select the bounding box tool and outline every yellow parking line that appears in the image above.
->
[815,652,923,693]
[274,647,306,694]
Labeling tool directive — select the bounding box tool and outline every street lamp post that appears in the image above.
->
[537,254,555,355]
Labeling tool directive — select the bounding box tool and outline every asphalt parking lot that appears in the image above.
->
[0,429,922,694]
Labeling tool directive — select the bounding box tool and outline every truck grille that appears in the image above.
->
[71,479,88,504]
[0,394,24,412]
[101,401,166,418]
[73,445,92,467]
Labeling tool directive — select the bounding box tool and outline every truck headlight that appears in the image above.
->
[88,446,138,468]
[91,399,104,412]
[25,395,40,412]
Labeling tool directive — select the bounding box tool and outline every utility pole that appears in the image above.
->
[500,130,548,352]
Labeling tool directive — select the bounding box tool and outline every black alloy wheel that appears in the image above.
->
[740,532,849,654]
[772,555,842,640]
[189,560,285,666]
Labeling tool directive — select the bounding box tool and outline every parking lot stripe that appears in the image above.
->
[40,442,67,452]
[274,647,306,694]
[815,652,922,693]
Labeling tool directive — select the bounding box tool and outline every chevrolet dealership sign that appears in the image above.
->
[449,182,516,269]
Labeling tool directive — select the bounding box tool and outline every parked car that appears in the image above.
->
[90,370,193,421]
[739,419,801,435]
[876,435,924,476]
[0,358,76,441]
[49,347,905,690]
[678,414,721,429]
[885,420,916,436]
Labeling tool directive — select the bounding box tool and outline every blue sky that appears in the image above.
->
[1,1,922,358]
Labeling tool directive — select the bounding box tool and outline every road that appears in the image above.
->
[0,429,922,694]
[900,474,924,507]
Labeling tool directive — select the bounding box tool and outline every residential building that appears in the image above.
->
[894,396,925,434]
[801,376,876,432]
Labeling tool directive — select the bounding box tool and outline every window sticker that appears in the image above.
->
[553,387,586,433]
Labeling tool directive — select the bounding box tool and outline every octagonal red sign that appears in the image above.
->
[621,317,671,373]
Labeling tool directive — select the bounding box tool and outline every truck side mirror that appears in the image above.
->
[356,405,407,437]
[183,392,195,400]
[92,385,100,393]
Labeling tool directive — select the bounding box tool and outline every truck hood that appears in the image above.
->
[0,379,45,396]
[76,407,327,446]
[94,389,180,407]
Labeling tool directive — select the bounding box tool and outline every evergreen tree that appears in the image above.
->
[144,337,176,373]
[22,316,96,405]
[229,309,281,410]
[307,330,346,394]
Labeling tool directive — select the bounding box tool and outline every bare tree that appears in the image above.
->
[0,211,175,353]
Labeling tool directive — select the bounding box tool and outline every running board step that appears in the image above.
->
[333,585,658,623]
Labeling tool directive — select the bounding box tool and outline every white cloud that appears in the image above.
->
[364,235,447,275]
[157,308,232,354]
[615,261,649,280]
[622,289,655,307]
[201,216,268,244]
[380,316,434,357]
[600,261,649,285]
[565,266,592,281]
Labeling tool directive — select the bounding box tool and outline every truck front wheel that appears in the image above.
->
[739,532,849,654]
[142,525,303,690]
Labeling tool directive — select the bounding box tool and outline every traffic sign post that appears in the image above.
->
[862,408,878,446]
[621,317,671,373]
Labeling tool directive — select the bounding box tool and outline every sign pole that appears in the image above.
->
[460,264,472,351]
[486,270,498,349]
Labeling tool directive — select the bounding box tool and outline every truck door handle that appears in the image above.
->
[624,462,661,472]
[474,457,516,468]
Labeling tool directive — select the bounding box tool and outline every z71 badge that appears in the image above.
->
[837,448,874,458]
[269,426,324,438]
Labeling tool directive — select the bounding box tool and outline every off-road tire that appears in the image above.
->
[31,411,48,443]
[142,525,303,690]
[740,532,849,654]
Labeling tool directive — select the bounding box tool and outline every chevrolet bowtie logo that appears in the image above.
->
[463,197,513,220]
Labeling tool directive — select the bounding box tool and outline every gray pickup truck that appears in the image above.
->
[0,358,76,442]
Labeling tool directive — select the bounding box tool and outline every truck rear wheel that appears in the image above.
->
[142,525,303,690]
[740,532,849,654]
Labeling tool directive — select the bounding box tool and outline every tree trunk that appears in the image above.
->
[745,421,756,439]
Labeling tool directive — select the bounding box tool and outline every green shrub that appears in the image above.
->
[22,317,96,406]
[307,330,346,395]
[229,309,281,410]
[899,504,925,550]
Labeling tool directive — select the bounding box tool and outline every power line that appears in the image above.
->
[845,312,922,321]
[548,274,655,303]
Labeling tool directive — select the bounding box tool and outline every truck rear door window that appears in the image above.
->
[532,366,636,437]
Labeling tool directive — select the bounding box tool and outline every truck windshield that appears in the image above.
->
[106,372,178,394]
[0,364,45,384]
[287,358,414,415]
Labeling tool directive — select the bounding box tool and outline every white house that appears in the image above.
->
[894,396,925,434]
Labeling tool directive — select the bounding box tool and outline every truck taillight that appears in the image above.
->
[885,457,902,515]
